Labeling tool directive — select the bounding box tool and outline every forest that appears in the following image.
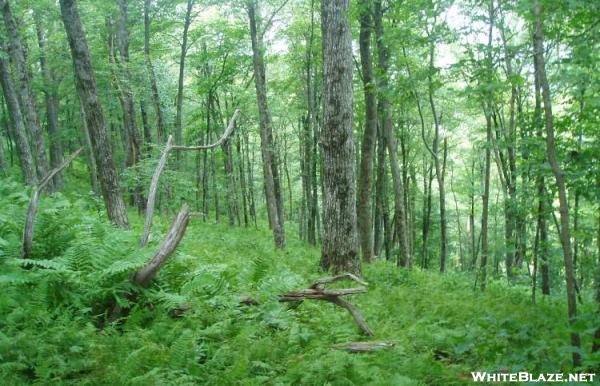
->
[0,0,598,384]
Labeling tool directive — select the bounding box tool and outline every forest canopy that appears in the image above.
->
[0,0,598,384]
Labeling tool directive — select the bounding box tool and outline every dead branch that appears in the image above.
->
[171,109,240,151]
[279,273,374,336]
[133,204,191,287]
[333,341,395,353]
[21,148,83,258]
[309,273,368,289]
[140,135,173,247]
[140,109,239,247]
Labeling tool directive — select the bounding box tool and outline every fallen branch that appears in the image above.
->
[333,341,395,353]
[279,273,374,336]
[134,204,191,287]
[22,148,83,258]
[140,109,240,247]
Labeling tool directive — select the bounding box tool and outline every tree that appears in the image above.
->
[0,0,50,186]
[59,0,129,228]
[0,44,36,185]
[144,0,166,143]
[319,0,359,274]
[357,0,377,263]
[247,0,286,248]
[532,0,581,367]
[175,0,195,155]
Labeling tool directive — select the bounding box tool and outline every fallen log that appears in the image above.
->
[333,341,395,353]
[22,148,83,258]
[279,273,374,336]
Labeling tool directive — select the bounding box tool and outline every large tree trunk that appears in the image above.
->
[247,0,285,248]
[0,0,50,186]
[319,0,359,275]
[374,0,409,267]
[0,50,36,185]
[174,0,194,159]
[532,0,581,367]
[59,0,129,228]
[35,15,64,191]
[144,0,165,143]
[357,0,377,263]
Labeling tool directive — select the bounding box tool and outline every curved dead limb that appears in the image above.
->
[22,148,82,258]
[309,273,368,289]
[334,341,395,353]
[134,204,191,287]
[279,273,374,336]
[140,135,173,247]
[171,109,240,151]
[140,109,240,247]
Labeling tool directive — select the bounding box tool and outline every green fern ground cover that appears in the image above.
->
[1,176,598,385]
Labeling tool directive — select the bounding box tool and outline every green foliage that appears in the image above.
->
[1,177,597,385]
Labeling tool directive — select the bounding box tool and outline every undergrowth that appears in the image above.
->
[0,175,598,385]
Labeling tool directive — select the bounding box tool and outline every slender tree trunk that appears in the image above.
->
[35,15,63,191]
[248,0,285,248]
[319,0,359,274]
[144,0,165,143]
[175,0,194,159]
[0,0,50,186]
[0,51,36,185]
[357,0,377,263]
[532,0,581,366]
[374,0,409,267]
[59,0,129,228]
[480,0,494,290]
[426,42,448,272]
[236,129,249,226]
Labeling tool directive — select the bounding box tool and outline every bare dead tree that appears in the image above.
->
[140,109,240,247]
[22,148,83,258]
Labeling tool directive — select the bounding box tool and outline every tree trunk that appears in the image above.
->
[374,0,409,267]
[319,0,359,274]
[0,50,36,185]
[59,0,129,228]
[144,0,165,143]
[0,0,50,186]
[35,14,64,191]
[426,42,448,272]
[357,0,377,263]
[532,0,581,366]
[248,0,285,248]
[174,0,194,158]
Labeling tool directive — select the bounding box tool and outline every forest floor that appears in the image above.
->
[1,172,598,385]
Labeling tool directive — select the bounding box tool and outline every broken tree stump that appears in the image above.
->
[279,273,374,336]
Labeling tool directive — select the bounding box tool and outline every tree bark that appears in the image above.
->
[0,0,50,186]
[59,0,129,228]
[175,0,194,158]
[144,0,165,143]
[357,0,377,263]
[248,0,285,248]
[374,0,409,267]
[319,0,359,274]
[532,0,581,366]
[34,14,64,191]
[0,50,36,185]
